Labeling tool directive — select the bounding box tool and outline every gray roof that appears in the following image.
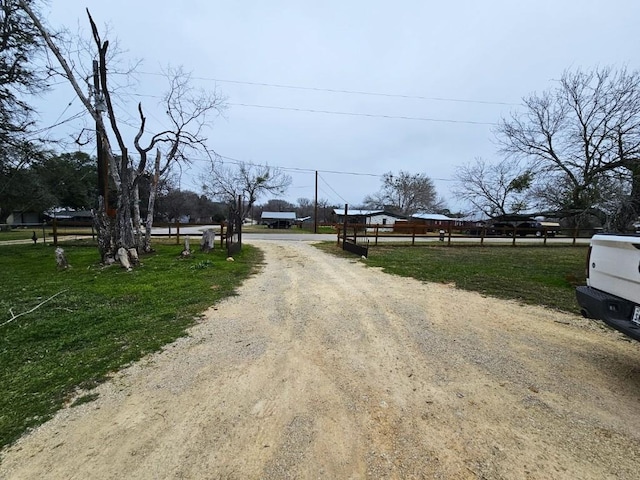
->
[261,211,297,220]
[411,213,455,221]
[333,209,403,217]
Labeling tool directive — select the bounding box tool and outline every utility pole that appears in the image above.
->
[93,60,108,214]
[314,170,318,233]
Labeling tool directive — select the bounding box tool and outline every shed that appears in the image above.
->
[261,211,297,227]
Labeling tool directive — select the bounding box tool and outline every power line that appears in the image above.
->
[127,92,497,126]
[228,102,497,125]
[318,174,349,204]
[137,70,517,106]
[194,152,459,184]
[215,154,384,178]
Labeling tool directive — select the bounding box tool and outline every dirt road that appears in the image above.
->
[2,240,640,479]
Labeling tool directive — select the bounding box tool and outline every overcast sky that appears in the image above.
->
[36,0,640,212]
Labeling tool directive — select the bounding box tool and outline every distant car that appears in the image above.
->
[267,220,291,229]
[515,221,556,237]
[489,222,516,236]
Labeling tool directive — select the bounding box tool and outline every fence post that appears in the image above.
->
[447,224,452,246]
[42,222,47,245]
[342,204,348,250]
[176,221,180,245]
[52,218,58,247]
[573,226,578,245]
[412,223,416,246]
[480,226,485,246]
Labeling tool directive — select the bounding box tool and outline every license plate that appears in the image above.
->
[633,306,640,326]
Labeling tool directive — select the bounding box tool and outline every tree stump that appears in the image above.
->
[55,248,69,269]
[200,229,216,253]
[181,236,192,257]
[128,248,139,265]
[116,247,132,271]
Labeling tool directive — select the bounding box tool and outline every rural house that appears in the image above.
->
[332,209,404,232]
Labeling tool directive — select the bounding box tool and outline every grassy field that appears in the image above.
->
[316,243,588,314]
[0,240,262,449]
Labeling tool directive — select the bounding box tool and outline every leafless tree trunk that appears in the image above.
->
[18,1,123,262]
[141,150,161,252]
[20,3,226,261]
[54,247,68,269]
[181,235,192,257]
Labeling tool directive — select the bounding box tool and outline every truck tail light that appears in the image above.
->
[585,245,592,279]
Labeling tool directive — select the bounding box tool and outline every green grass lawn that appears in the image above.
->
[0,240,262,448]
[316,243,588,314]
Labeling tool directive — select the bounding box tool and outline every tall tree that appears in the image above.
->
[0,0,45,155]
[0,160,54,222]
[0,0,47,222]
[453,157,535,217]
[202,161,292,220]
[20,3,224,262]
[363,171,443,215]
[497,66,640,229]
[31,151,97,210]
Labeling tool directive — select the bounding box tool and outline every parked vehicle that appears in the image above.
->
[576,234,640,341]
[515,221,557,237]
[267,220,291,229]
[489,220,560,237]
[489,222,516,236]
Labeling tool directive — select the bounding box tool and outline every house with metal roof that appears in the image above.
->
[332,209,404,232]
[261,211,297,228]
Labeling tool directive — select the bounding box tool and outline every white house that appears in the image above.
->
[410,212,459,228]
[332,209,404,232]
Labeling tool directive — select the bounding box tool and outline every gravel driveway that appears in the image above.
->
[1,240,640,479]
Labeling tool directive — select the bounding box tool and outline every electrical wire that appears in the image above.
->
[136,70,517,106]
[318,174,349,204]
[228,102,497,125]
[127,92,497,126]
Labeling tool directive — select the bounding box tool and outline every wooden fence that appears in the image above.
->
[335,222,596,246]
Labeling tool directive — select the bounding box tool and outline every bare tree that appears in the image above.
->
[296,197,314,218]
[202,161,292,220]
[133,66,225,252]
[453,157,535,217]
[363,171,443,215]
[19,3,224,262]
[497,66,640,229]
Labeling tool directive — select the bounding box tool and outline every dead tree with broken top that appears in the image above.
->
[18,2,225,265]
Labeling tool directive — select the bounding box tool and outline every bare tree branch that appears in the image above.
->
[201,160,292,219]
[1,290,68,328]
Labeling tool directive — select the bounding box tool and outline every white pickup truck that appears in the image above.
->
[576,234,640,341]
